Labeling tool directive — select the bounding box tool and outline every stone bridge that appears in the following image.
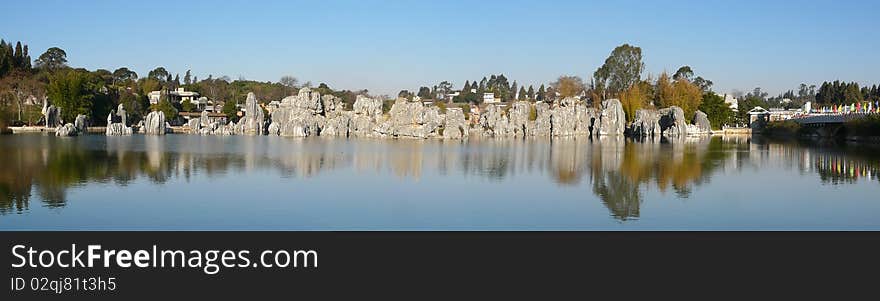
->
[791,113,877,137]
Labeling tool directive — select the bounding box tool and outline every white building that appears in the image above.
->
[148,91,163,105]
[721,93,739,111]
[483,93,498,104]
[149,88,201,107]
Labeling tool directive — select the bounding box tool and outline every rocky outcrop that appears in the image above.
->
[143,111,167,135]
[57,114,90,137]
[42,101,62,128]
[234,92,265,135]
[74,114,88,133]
[268,88,326,137]
[508,101,531,137]
[443,108,468,139]
[532,102,552,136]
[658,106,687,138]
[106,104,132,136]
[374,98,442,138]
[55,123,77,136]
[689,110,712,135]
[628,109,661,137]
[477,104,514,137]
[591,99,625,136]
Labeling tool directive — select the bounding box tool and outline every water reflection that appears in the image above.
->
[1,134,878,221]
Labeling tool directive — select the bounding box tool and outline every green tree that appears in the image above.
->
[697,92,733,130]
[148,67,169,81]
[518,86,527,100]
[593,44,644,98]
[34,47,68,72]
[551,75,585,98]
[112,67,138,85]
[46,69,92,122]
[527,85,535,100]
[184,70,192,85]
[417,86,431,99]
[537,84,546,101]
[150,98,178,120]
[673,66,694,81]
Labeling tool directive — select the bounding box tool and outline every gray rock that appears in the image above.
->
[106,104,132,136]
[42,101,62,128]
[532,102,552,136]
[375,98,442,138]
[691,110,712,135]
[477,104,513,137]
[105,123,133,136]
[443,108,468,139]
[353,95,383,117]
[322,113,351,137]
[74,114,89,133]
[143,111,166,135]
[236,92,264,135]
[628,109,661,137]
[508,101,531,137]
[55,123,78,137]
[592,99,625,136]
[659,106,688,138]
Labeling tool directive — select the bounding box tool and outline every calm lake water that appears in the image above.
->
[1,134,879,230]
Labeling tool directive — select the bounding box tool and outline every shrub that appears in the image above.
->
[436,101,447,114]
[529,105,537,121]
[459,104,470,120]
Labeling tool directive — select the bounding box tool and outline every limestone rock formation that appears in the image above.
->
[532,102,552,136]
[143,111,167,135]
[477,104,513,137]
[106,104,132,136]
[591,99,625,136]
[443,108,468,139]
[234,92,265,135]
[74,114,89,133]
[375,98,442,138]
[508,101,531,137]
[659,106,687,138]
[42,100,62,128]
[268,88,327,137]
[628,109,661,137]
[690,110,712,135]
[348,95,383,138]
[55,123,78,137]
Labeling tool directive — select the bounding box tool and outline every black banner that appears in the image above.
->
[1,232,877,299]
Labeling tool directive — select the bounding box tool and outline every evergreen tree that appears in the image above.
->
[518,86,527,100]
[527,85,535,100]
[184,70,192,85]
[537,84,546,101]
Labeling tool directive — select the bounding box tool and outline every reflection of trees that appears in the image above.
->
[3,134,877,218]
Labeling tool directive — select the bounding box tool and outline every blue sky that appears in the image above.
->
[2,0,877,96]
